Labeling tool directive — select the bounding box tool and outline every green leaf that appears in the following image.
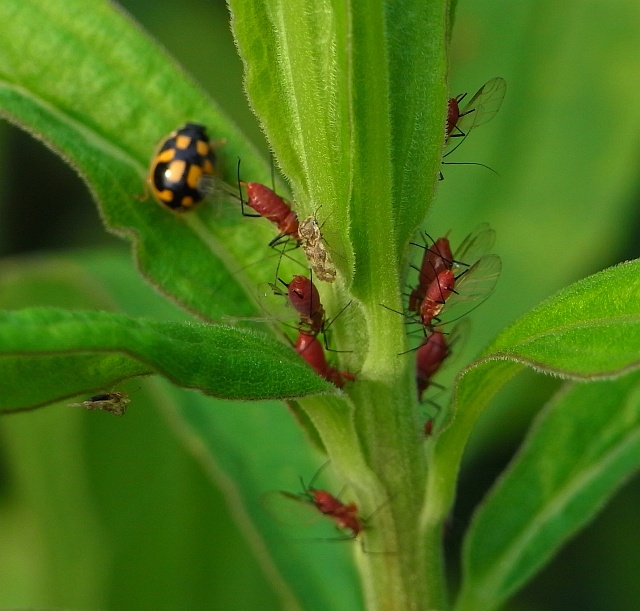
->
[485,259,640,378]
[455,371,640,611]
[0,307,331,411]
[423,260,640,584]
[0,249,350,609]
[161,382,362,611]
[0,379,283,610]
[0,0,281,322]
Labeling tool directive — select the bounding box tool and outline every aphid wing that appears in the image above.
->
[453,223,496,266]
[256,282,300,324]
[459,77,507,130]
[443,319,471,367]
[454,255,502,300]
[262,490,322,526]
[444,77,506,157]
[440,255,502,324]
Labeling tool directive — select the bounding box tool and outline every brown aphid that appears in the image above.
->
[69,391,130,416]
[298,216,336,283]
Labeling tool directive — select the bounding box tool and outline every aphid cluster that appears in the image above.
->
[140,78,505,427]
[142,124,346,386]
[405,225,501,431]
[276,274,354,388]
[238,175,337,283]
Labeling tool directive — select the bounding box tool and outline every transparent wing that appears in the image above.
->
[220,282,299,327]
[459,77,507,130]
[262,490,323,527]
[441,319,470,366]
[439,254,502,325]
[444,77,506,156]
[453,224,496,269]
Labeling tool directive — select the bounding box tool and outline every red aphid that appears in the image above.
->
[446,94,466,140]
[407,224,501,328]
[444,77,506,155]
[419,269,456,328]
[423,419,434,437]
[416,330,450,400]
[286,274,325,334]
[310,490,363,537]
[409,237,454,314]
[295,332,354,389]
[241,181,300,244]
[279,466,364,539]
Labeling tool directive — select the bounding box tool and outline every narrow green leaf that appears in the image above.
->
[160,382,362,611]
[0,0,278,322]
[0,250,346,608]
[0,308,331,411]
[229,0,353,279]
[386,0,447,250]
[423,261,640,580]
[484,259,640,378]
[456,372,640,611]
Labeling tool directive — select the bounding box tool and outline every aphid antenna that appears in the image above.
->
[271,240,305,283]
[399,339,430,357]
[399,324,449,354]
[231,246,303,277]
[409,237,469,269]
[269,231,298,250]
[441,160,500,176]
[321,300,353,353]
[305,460,332,491]
[380,304,424,333]
[380,303,411,319]
[235,158,262,218]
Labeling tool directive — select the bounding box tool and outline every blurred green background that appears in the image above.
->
[0,0,639,609]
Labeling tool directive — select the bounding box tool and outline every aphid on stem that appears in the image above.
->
[295,332,354,389]
[416,329,450,401]
[441,77,506,177]
[236,160,300,246]
[406,224,501,329]
[444,77,506,156]
[275,462,394,553]
[297,215,337,283]
[408,235,457,314]
[234,161,337,282]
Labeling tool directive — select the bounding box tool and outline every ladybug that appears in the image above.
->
[147,123,216,212]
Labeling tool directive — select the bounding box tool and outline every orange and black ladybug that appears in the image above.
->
[146,123,216,212]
